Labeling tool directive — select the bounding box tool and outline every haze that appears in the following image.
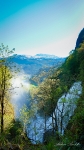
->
[0,0,84,57]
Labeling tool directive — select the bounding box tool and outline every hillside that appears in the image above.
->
[0,28,84,149]
[44,28,84,146]
[75,28,84,49]
[10,54,65,76]
[29,28,84,149]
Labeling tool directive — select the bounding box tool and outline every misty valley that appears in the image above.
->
[0,28,84,150]
[11,71,82,144]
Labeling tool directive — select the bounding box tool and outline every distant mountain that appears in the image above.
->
[34,54,59,59]
[11,54,66,76]
[13,53,60,59]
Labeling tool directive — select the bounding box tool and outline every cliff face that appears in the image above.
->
[75,28,84,49]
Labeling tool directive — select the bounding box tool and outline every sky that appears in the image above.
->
[0,0,84,57]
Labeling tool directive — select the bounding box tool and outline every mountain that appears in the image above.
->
[43,28,84,145]
[34,54,59,59]
[75,28,84,49]
[11,54,66,76]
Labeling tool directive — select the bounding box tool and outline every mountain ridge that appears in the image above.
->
[10,54,66,76]
[13,53,63,59]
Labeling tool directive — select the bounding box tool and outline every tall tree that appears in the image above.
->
[30,77,60,134]
[0,43,15,133]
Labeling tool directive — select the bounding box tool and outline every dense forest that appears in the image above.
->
[0,28,84,149]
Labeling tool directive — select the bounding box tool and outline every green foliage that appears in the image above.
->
[8,120,23,140]
[76,28,84,49]
[60,40,84,146]
[1,28,84,149]
[0,43,15,58]
[20,105,31,125]
[29,29,84,148]
[0,43,15,133]
[31,78,60,116]
[0,132,7,146]
[44,140,55,150]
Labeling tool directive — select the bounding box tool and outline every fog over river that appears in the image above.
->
[11,73,30,118]
[10,72,82,143]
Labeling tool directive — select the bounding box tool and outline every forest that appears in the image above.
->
[0,28,84,150]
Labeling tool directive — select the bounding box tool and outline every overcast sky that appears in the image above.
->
[0,0,84,57]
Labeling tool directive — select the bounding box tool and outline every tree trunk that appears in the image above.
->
[53,110,58,132]
[0,67,6,133]
[60,102,65,134]
[1,98,4,133]
[44,113,47,132]
[52,112,54,134]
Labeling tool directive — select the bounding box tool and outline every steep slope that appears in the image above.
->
[32,28,84,145]
[75,28,84,49]
[50,28,84,144]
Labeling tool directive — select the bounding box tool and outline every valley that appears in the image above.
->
[0,28,84,150]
